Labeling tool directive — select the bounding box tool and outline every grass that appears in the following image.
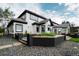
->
[69,38,79,43]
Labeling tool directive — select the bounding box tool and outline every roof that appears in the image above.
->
[53,23,70,28]
[32,19,48,25]
[51,21,59,25]
[17,10,59,26]
[32,19,59,26]
[7,18,27,27]
[18,10,47,20]
[71,26,79,28]
[49,19,59,26]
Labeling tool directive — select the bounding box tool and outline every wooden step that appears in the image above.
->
[19,40,27,45]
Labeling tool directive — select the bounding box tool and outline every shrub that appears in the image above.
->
[0,27,4,33]
[40,32,56,36]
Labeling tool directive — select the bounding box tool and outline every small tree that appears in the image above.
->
[0,7,15,33]
[3,8,15,19]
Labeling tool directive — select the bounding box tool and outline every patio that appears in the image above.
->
[0,36,79,56]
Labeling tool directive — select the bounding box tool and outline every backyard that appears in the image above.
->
[0,36,79,56]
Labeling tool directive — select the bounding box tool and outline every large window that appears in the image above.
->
[48,27,50,31]
[15,24,23,32]
[36,26,39,32]
[41,25,45,32]
[30,14,38,21]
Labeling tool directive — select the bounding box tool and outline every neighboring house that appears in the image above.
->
[70,26,79,34]
[7,10,58,37]
[52,22,71,34]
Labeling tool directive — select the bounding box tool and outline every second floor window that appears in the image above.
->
[30,14,38,21]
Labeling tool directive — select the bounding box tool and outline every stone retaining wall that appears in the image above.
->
[28,35,66,47]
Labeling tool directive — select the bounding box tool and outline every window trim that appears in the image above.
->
[15,24,23,32]
[41,25,45,32]
[30,14,38,21]
[36,26,39,32]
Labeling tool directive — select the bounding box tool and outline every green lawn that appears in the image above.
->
[69,38,79,42]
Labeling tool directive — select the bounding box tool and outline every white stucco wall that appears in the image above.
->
[23,13,45,34]
[8,12,53,35]
[25,13,36,34]
[45,21,51,33]
[52,27,70,34]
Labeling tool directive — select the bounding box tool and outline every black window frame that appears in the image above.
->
[41,25,45,32]
[15,24,23,32]
[48,27,50,31]
[36,26,39,32]
[30,14,38,22]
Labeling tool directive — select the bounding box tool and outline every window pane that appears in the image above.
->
[36,26,39,32]
[41,25,45,32]
[30,14,38,21]
[15,24,23,32]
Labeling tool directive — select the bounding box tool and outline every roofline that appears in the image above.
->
[7,19,27,28]
[18,10,47,20]
[52,21,59,25]
[49,19,59,26]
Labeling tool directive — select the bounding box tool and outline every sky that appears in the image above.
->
[0,3,79,26]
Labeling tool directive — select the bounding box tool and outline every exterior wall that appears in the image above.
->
[45,21,51,33]
[38,18,44,22]
[14,22,24,34]
[25,13,37,34]
[22,12,45,34]
[8,22,24,35]
[52,27,70,34]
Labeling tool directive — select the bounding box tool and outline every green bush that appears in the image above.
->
[40,32,56,36]
[0,27,4,33]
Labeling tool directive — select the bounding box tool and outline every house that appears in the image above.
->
[52,22,71,34]
[7,10,59,37]
[70,26,79,34]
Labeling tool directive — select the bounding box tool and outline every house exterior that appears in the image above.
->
[17,10,53,34]
[7,10,59,37]
[52,22,71,34]
[70,26,79,34]
[7,18,27,36]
